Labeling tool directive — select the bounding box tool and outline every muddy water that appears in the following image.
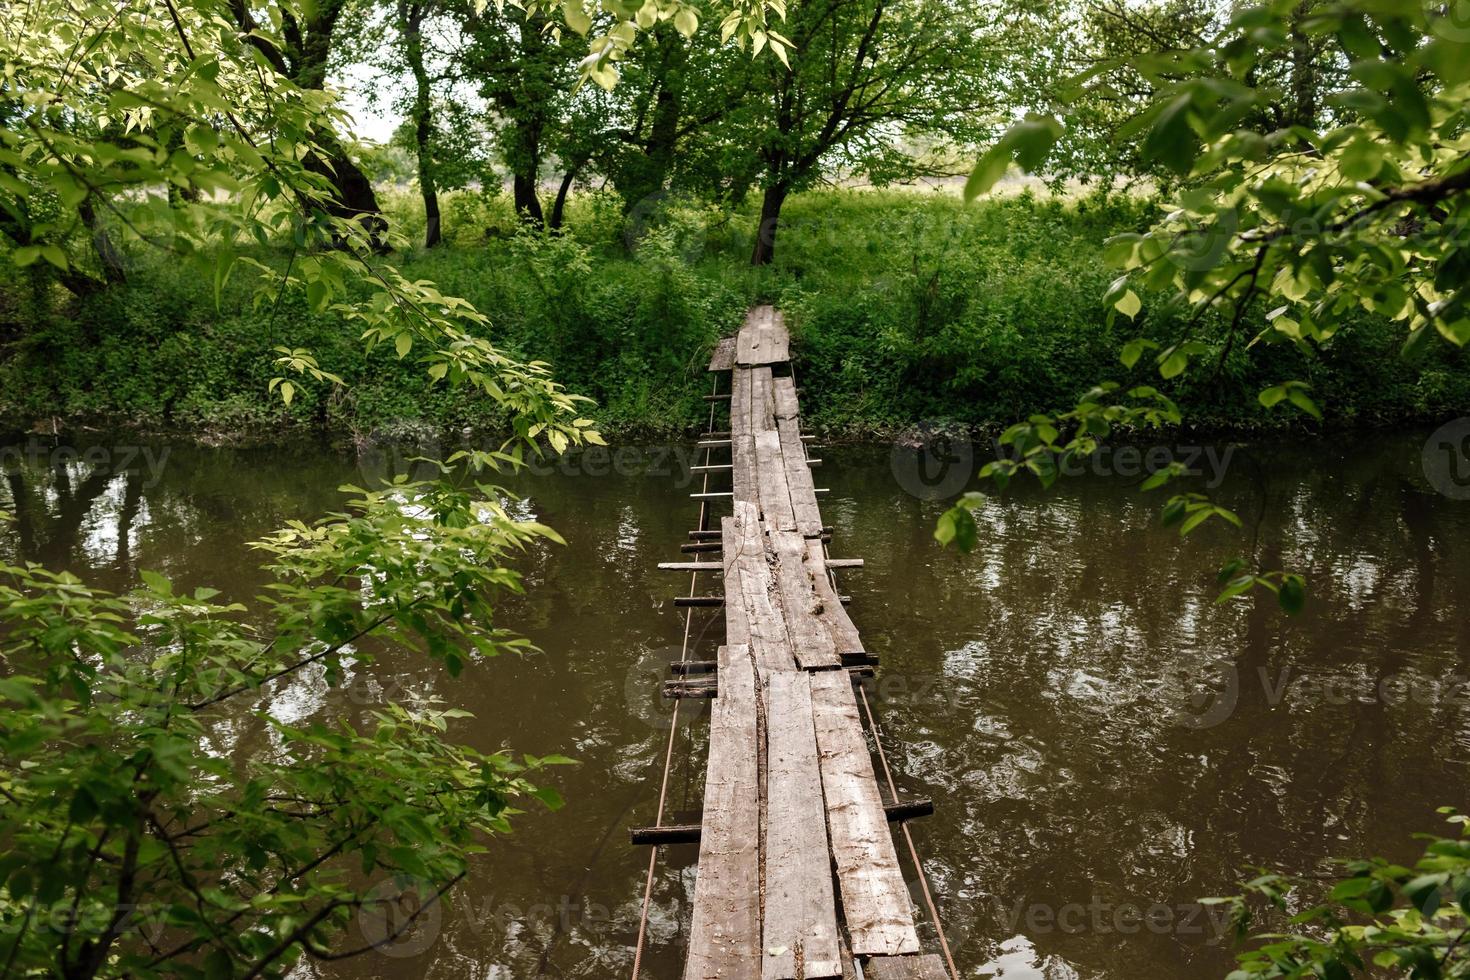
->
[2,427,1467,979]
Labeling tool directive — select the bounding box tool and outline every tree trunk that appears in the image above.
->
[1288,3,1317,131]
[513,172,545,228]
[78,198,126,285]
[549,164,580,231]
[401,5,441,247]
[750,183,788,266]
[231,0,386,246]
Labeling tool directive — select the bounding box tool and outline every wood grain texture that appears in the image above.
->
[772,376,800,419]
[731,365,754,438]
[684,644,762,980]
[726,500,795,673]
[761,670,841,979]
[736,305,791,366]
[754,429,797,533]
[803,539,865,654]
[768,529,839,670]
[709,336,737,372]
[750,367,776,432]
[808,671,920,958]
[777,416,824,538]
[863,955,949,980]
[733,434,758,507]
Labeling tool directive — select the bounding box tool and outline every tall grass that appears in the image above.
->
[2,186,1464,442]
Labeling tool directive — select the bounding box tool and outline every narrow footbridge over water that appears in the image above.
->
[629,306,957,980]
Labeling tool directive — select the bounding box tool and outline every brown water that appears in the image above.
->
[2,429,1468,979]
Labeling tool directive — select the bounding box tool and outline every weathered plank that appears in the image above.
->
[708,336,737,372]
[804,539,865,654]
[684,644,762,980]
[736,305,791,366]
[772,376,800,419]
[733,434,759,507]
[777,416,824,538]
[731,365,754,438]
[761,671,841,979]
[768,529,840,670]
[808,671,920,958]
[750,366,776,433]
[726,501,795,673]
[864,955,949,980]
[720,518,752,647]
[754,429,797,533]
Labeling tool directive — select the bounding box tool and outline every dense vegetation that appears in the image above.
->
[4,0,1470,976]
[6,187,1466,442]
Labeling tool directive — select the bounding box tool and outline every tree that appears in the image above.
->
[1,1,606,973]
[456,2,588,227]
[0,479,575,978]
[948,2,1470,971]
[1028,0,1348,189]
[729,0,1010,264]
[227,0,389,240]
[398,0,445,245]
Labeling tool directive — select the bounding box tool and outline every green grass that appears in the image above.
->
[2,186,1465,443]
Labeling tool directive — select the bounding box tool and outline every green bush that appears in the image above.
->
[2,187,1465,443]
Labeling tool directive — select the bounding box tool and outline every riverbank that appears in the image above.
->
[3,188,1465,445]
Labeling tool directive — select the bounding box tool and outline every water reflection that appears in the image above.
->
[1,429,1466,978]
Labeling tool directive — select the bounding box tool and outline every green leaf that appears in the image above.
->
[1143,94,1198,175]
[1278,576,1305,615]
[563,0,593,34]
[964,147,1011,201]
[1115,289,1141,319]
[139,569,173,595]
[1286,387,1321,420]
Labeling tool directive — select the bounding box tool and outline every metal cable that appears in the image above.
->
[789,362,961,980]
[631,373,720,979]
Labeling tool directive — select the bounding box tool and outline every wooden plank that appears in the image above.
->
[727,501,794,672]
[684,644,762,980]
[750,367,776,432]
[736,305,791,366]
[808,671,920,958]
[721,518,752,647]
[731,366,754,438]
[732,434,758,507]
[864,955,949,980]
[709,336,737,372]
[804,539,865,654]
[754,429,797,533]
[777,417,823,538]
[761,671,841,979]
[768,530,839,670]
[772,376,800,419]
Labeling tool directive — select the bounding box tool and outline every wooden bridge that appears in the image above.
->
[631,306,955,980]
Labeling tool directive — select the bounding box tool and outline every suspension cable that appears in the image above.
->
[630,372,720,979]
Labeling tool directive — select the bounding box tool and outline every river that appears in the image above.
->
[2,427,1467,979]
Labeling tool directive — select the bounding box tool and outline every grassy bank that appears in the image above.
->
[2,187,1466,443]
